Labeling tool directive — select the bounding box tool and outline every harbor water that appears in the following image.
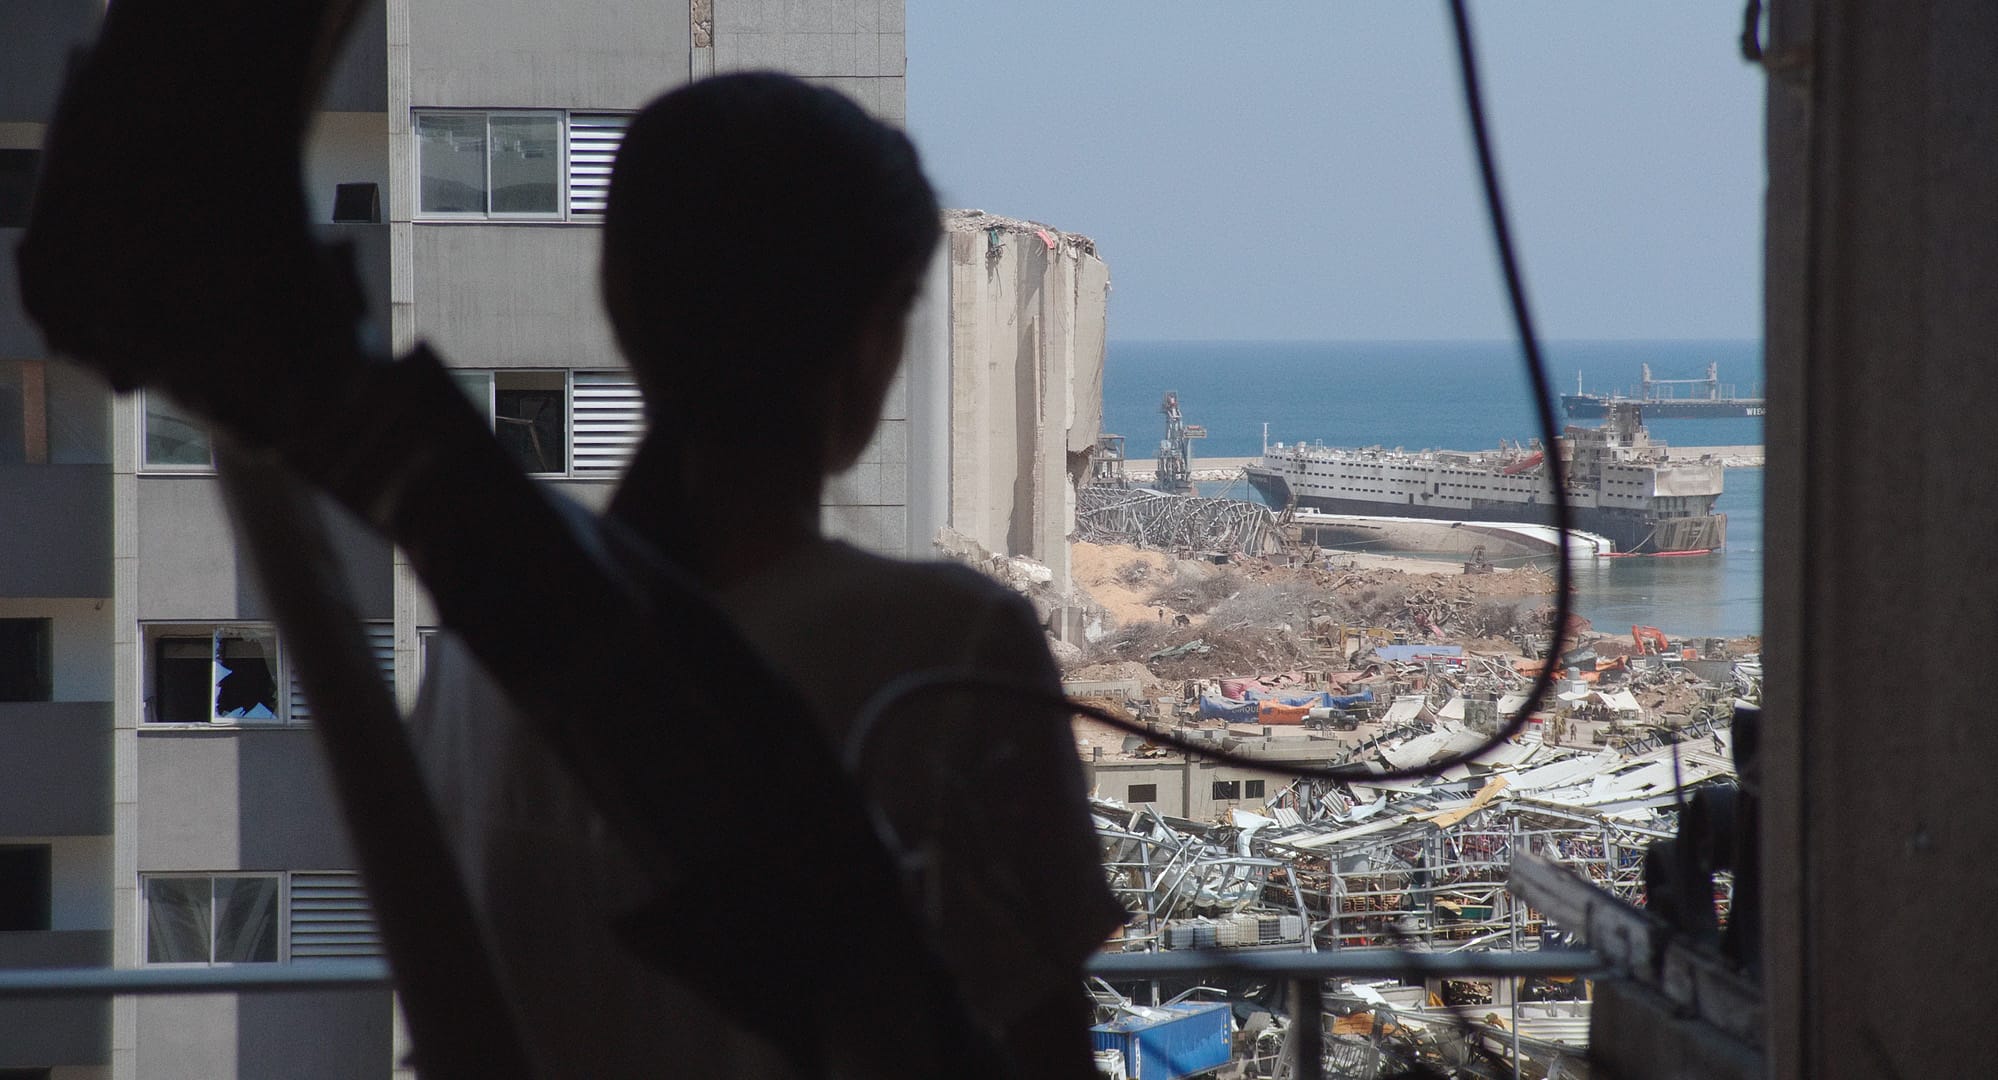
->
[1104,340,1765,639]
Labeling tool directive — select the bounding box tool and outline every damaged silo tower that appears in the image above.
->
[941,210,1110,592]
[820,209,1109,596]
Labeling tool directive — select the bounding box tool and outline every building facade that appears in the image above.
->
[2,2,921,1077]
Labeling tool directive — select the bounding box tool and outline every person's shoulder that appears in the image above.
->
[807,540,1025,610]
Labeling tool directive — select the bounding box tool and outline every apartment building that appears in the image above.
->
[1,2,920,1077]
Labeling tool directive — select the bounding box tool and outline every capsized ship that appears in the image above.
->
[1562,362,1765,419]
[1245,403,1726,554]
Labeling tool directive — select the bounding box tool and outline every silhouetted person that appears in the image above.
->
[18,4,1117,1075]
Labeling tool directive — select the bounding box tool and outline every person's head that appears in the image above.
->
[601,73,940,475]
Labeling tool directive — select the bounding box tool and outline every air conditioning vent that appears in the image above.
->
[567,114,630,219]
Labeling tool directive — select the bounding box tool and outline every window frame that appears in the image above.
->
[139,871,285,967]
[1126,783,1159,805]
[138,389,216,472]
[1212,779,1242,801]
[413,109,630,223]
[142,622,287,727]
[452,368,647,478]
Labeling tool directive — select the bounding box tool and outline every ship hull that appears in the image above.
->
[1245,469,1724,555]
[1562,394,1765,419]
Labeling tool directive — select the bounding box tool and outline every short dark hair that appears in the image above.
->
[601,73,940,424]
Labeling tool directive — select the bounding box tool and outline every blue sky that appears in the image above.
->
[906,2,1764,343]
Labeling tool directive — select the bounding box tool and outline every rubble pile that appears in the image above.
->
[1075,486,1283,556]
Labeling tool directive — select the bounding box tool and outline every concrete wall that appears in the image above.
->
[407,0,692,109]
[135,730,353,872]
[711,0,906,123]
[942,213,1109,592]
[0,465,110,597]
[134,992,391,1080]
[0,596,113,701]
[0,1,99,124]
[0,703,111,836]
[409,225,623,369]
[132,477,391,622]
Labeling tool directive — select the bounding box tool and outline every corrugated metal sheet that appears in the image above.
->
[571,371,646,474]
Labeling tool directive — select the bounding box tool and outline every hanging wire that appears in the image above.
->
[860,0,1571,786]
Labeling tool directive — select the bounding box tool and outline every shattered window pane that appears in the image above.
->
[495,371,566,474]
[151,629,282,723]
[1244,779,1266,799]
[143,392,212,467]
[214,631,280,720]
[1212,780,1241,800]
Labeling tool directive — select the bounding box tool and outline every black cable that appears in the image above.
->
[859,1,1572,787]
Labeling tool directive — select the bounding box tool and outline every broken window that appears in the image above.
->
[0,618,53,702]
[144,874,280,964]
[0,846,52,932]
[1127,783,1158,804]
[455,370,568,474]
[1244,779,1266,800]
[150,628,280,723]
[1212,780,1241,801]
[142,390,214,468]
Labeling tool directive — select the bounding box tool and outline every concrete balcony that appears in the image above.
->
[0,464,111,598]
[0,929,110,1068]
[0,702,111,837]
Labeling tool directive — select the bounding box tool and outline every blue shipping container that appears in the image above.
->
[1091,1002,1232,1079]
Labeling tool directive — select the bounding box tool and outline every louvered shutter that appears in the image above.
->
[572,371,647,474]
[288,622,396,722]
[567,114,630,218]
[289,872,382,959]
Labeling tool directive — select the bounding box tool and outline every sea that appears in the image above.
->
[1101,340,1764,639]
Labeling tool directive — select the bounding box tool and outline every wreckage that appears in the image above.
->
[1077,485,1284,557]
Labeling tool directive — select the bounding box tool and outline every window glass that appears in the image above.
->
[416,112,487,214]
[450,370,494,425]
[214,877,280,963]
[214,631,280,720]
[1127,783,1158,804]
[495,371,566,473]
[1212,780,1240,800]
[489,114,561,214]
[0,619,52,703]
[143,392,212,467]
[146,877,212,963]
[1244,779,1266,799]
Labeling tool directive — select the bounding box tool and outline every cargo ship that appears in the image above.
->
[1245,403,1726,555]
[1561,363,1765,418]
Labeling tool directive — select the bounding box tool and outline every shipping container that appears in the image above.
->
[1090,1002,1232,1079]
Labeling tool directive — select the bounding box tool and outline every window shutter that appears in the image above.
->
[567,113,630,218]
[288,871,382,960]
[572,371,647,474]
[288,622,396,722]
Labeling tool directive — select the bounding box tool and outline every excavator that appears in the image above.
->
[1632,625,1672,656]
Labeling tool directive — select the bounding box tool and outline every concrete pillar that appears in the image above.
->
[1763,1,1998,1076]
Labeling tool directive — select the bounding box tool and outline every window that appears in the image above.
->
[0,846,52,932]
[415,111,630,220]
[1127,783,1158,804]
[142,871,379,965]
[0,618,53,702]
[1244,779,1266,800]
[151,628,279,722]
[145,622,393,725]
[142,390,214,468]
[144,874,280,964]
[454,369,649,476]
[1212,780,1241,800]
